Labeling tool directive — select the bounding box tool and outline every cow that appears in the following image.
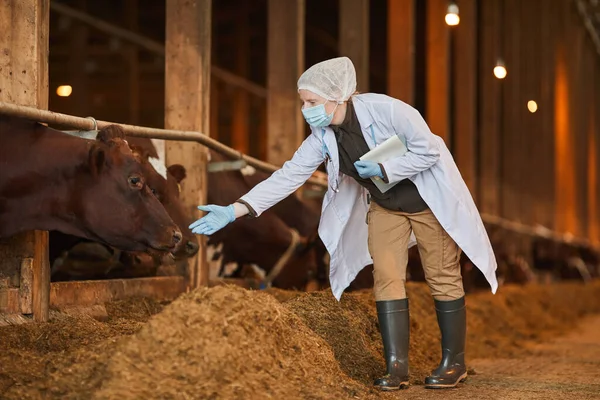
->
[0,116,182,252]
[206,152,319,290]
[216,152,326,288]
[50,141,198,281]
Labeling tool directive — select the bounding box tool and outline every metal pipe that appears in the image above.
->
[0,101,327,188]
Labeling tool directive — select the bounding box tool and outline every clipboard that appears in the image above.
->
[359,135,408,193]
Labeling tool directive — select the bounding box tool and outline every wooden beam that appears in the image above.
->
[588,65,598,244]
[165,0,211,289]
[49,277,185,307]
[210,78,220,142]
[267,0,305,166]
[501,0,522,222]
[554,0,579,236]
[19,258,33,314]
[453,0,477,198]
[339,0,370,91]
[67,0,89,118]
[387,0,415,104]
[0,0,50,322]
[518,0,539,227]
[477,0,501,216]
[573,20,591,239]
[426,0,450,144]
[577,28,594,240]
[125,0,140,125]
[0,288,20,314]
[594,70,600,246]
[231,2,250,155]
[596,61,600,246]
[538,2,556,230]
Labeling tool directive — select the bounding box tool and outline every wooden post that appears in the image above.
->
[125,0,140,125]
[477,0,502,216]
[165,0,211,289]
[501,0,522,222]
[267,0,304,166]
[339,0,370,92]
[538,2,557,230]
[0,0,50,322]
[593,71,600,245]
[387,0,415,104]
[231,2,250,154]
[426,0,450,144]
[577,31,594,240]
[572,21,590,239]
[588,64,598,244]
[210,78,220,143]
[453,0,477,198]
[518,0,539,227]
[69,0,89,118]
[554,1,578,235]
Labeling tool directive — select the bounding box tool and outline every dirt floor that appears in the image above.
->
[0,281,599,399]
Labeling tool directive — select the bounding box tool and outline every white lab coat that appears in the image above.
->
[240,93,498,300]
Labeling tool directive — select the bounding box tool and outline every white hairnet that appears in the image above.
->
[297,57,357,103]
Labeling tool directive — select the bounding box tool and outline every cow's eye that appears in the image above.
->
[128,176,143,189]
[151,187,157,196]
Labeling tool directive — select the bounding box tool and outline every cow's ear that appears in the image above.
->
[97,125,125,146]
[88,145,106,177]
[129,143,149,160]
[167,164,187,183]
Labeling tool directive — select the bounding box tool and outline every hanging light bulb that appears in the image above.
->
[56,85,73,97]
[493,59,507,79]
[527,100,538,113]
[445,3,460,26]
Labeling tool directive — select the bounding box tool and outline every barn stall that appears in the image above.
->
[1,0,600,398]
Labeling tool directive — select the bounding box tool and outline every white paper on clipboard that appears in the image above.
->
[359,135,408,193]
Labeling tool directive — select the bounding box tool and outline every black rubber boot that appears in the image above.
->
[425,297,468,389]
[373,298,410,390]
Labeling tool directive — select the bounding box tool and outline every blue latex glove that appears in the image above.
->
[354,160,384,179]
[189,204,235,236]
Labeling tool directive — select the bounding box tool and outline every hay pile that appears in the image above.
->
[0,281,599,400]
[93,286,367,400]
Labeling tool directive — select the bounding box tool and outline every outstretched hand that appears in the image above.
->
[189,204,235,236]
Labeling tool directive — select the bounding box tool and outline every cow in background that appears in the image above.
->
[206,151,320,290]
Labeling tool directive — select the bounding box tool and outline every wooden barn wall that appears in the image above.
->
[472,0,599,242]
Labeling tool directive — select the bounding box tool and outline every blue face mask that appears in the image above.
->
[301,102,337,128]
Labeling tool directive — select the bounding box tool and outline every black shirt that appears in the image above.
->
[330,100,428,213]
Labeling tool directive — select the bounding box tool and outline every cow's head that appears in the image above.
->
[128,143,199,260]
[81,125,182,252]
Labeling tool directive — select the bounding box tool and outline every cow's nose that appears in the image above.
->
[186,240,199,256]
[172,230,182,245]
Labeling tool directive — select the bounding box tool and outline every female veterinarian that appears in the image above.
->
[190,57,498,390]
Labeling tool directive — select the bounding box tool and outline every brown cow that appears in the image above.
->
[0,115,182,252]
[206,156,318,290]
[217,152,325,287]
[50,153,198,281]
